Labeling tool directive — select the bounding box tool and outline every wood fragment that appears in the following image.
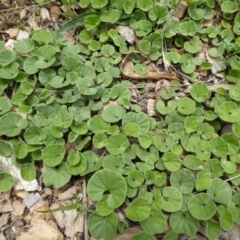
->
[19,9,27,19]
[40,8,51,21]
[50,6,61,20]
[171,2,188,20]
[147,98,157,116]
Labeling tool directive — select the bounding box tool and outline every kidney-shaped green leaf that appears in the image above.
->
[207,178,232,204]
[42,144,66,167]
[188,193,217,220]
[0,173,14,192]
[170,168,195,194]
[102,104,126,123]
[88,212,118,240]
[106,134,130,155]
[169,211,199,236]
[140,209,167,234]
[126,197,151,221]
[0,97,12,115]
[43,162,71,189]
[218,101,240,123]
[162,187,182,212]
[87,169,127,209]
[0,112,27,137]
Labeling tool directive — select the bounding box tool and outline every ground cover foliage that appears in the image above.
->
[1,0,240,239]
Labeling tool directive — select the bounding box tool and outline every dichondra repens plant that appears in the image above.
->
[1,0,240,239]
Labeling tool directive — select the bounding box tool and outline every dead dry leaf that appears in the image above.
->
[58,186,77,200]
[3,29,19,38]
[50,203,65,229]
[12,190,28,199]
[12,200,25,217]
[147,98,157,116]
[0,213,9,228]
[0,201,14,213]
[17,219,64,240]
[206,52,226,75]
[16,30,29,40]
[28,17,40,31]
[0,232,6,240]
[32,201,51,222]
[116,25,135,44]
[115,226,143,240]
[64,206,84,238]
[40,8,51,21]
[19,9,27,19]
[47,220,60,232]
[196,234,207,240]
[5,39,16,51]
[0,157,40,192]
[61,32,75,44]
[23,193,42,212]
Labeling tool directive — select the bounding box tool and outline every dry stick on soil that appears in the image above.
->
[82,177,88,240]
[120,52,181,81]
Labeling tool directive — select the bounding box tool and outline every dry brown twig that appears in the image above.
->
[120,52,181,81]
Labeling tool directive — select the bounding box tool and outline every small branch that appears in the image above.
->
[82,177,88,240]
[225,174,240,182]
